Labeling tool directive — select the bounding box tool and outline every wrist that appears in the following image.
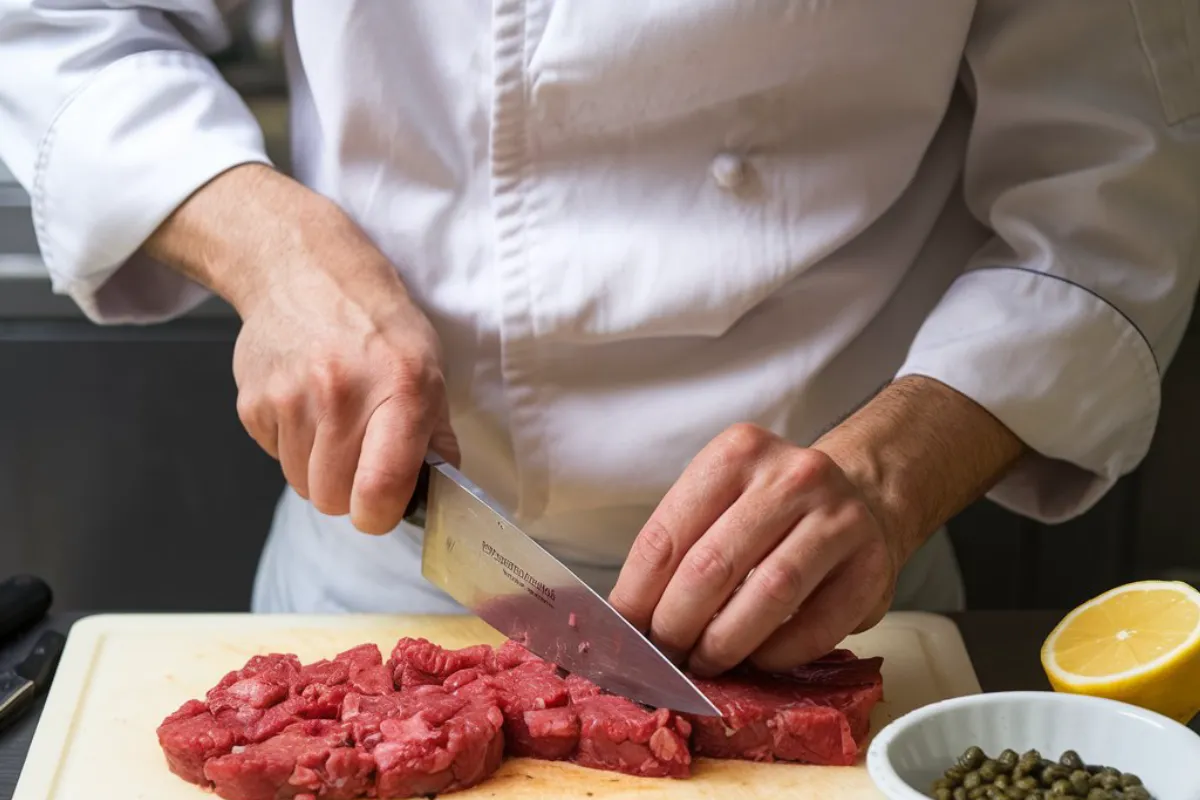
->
[812,375,1026,565]
[812,430,921,566]
[144,163,403,318]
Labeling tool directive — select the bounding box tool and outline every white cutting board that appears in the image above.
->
[13,611,980,800]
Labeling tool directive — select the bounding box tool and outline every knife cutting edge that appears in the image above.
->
[403,455,721,717]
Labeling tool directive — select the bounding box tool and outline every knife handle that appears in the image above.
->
[403,460,432,528]
[0,575,52,646]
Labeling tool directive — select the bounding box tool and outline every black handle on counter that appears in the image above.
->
[0,575,52,646]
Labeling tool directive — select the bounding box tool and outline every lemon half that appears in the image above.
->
[1041,580,1200,724]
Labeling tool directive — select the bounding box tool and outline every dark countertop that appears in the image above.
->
[0,611,1181,799]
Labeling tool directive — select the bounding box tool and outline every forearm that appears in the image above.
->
[813,375,1026,562]
[143,163,404,317]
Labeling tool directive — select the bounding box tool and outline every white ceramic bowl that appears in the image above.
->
[868,692,1200,800]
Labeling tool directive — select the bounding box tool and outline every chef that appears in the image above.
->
[1,1,1197,675]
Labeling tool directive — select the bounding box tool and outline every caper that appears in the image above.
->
[1016,777,1040,791]
[934,779,956,792]
[1018,754,1042,776]
[969,786,990,800]
[1043,766,1070,785]
[1086,790,1109,800]
[980,760,1002,782]
[955,787,969,800]
[964,772,983,790]
[1098,775,1121,791]
[998,749,1020,770]
[1069,771,1091,795]
[1123,788,1149,800]
[1119,774,1142,789]
[946,767,967,783]
[1005,788,1029,800]
[936,790,953,800]
[994,774,1011,789]
[1100,768,1121,779]
[959,746,987,771]
[1060,751,1085,770]
[1050,779,1073,796]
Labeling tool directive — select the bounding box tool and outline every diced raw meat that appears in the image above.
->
[457,661,578,760]
[207,654,302,715]
[371,688,506,798]
[204,720,372,800]
[389,638,495,688]
[687,652,884,766]
[565,673,604,703]
[573,694,692,778]
[157,700,241,786]
[492,639,543,670]
[158,638,885,799]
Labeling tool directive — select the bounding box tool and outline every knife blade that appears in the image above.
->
[403,455,720,717]
[0,629,66,735]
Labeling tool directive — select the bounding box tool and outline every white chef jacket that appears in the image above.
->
[2,1,1198,616]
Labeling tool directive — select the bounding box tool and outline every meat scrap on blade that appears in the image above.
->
[158,637,884,798]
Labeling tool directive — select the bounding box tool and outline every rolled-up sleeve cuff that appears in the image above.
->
[31,50,272,324]
[895,266,1160,523]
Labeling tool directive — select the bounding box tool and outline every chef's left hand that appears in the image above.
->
[609,423,901,677]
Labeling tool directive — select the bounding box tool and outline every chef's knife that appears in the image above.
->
[403,454,720,716]
[0,630,66,735]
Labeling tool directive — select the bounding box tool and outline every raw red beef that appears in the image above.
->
[687,650,885,766]
[370,688,505,798]
[203,720,373,800]
[389,637,494,688]
[451,659,578,760]
[158,637,884,799]
[573,694,692,778]
[157,699,241,785]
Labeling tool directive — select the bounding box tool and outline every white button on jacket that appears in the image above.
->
[1,1,1198,614]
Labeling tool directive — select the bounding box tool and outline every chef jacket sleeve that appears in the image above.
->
[0,1,271,323]
[894,0,1200,522]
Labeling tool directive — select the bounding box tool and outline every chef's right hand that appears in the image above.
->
[144,164,458,534]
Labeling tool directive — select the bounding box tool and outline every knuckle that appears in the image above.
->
[649,616,691,658]
[267,385,306,421]
[696,630,741,673]
[607,586,644,623]
[354,469,406,507]
[838,497,874,528]
[312,495,350,517]
[630,519,675,573]
[785,448,837,488]
[388,351,441,393]
[682,544,735,589]
[310,358,353,408]
[752,561,805,610]
[235,392,262,428]
[718,423,772,462]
